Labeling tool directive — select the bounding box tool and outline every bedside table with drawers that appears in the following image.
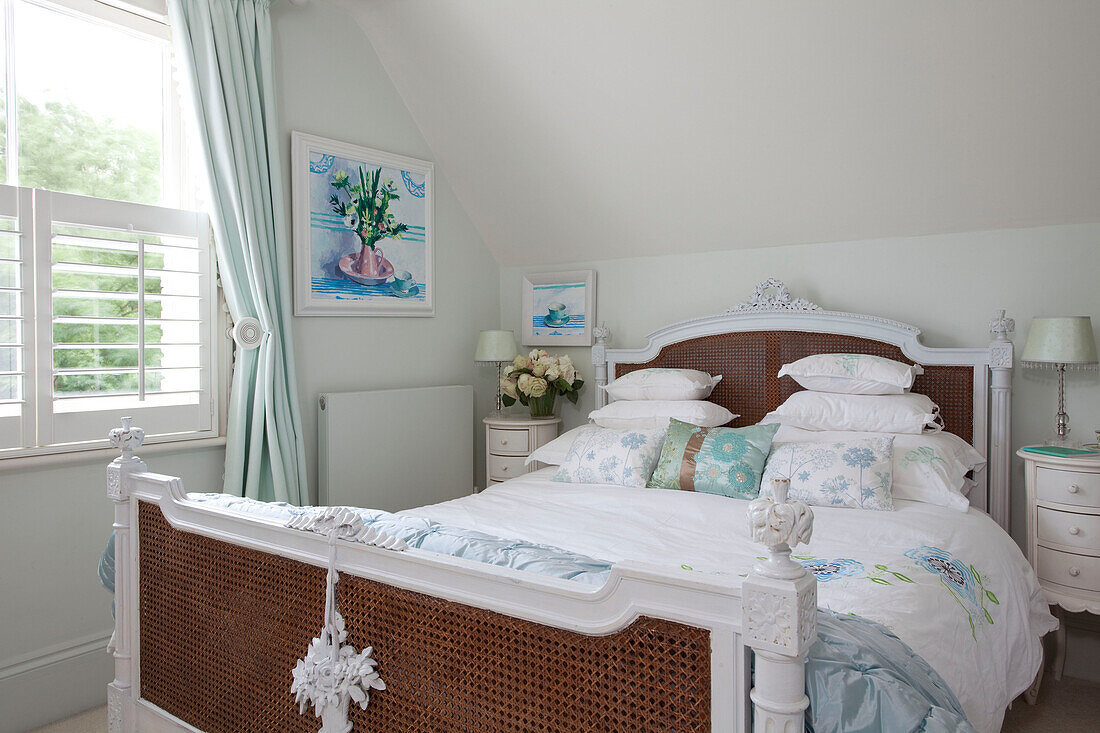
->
[1018,448,1100,680]
[484,415,562,488]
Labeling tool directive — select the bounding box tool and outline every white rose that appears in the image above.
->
[526,376,548,397]
[558,355,573,370]
[517,373,535,394]
[545,365,562,381]
[512,355,530,370]
[502,365,514,377]
[528,349,543,361]
[562,364,577,384]
[500,377,518,399]
[531,362,548,377]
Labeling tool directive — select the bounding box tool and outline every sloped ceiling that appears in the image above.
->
[346,0,1100,266]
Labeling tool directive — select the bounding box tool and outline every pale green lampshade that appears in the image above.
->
[1021,317,1099,366]
[474,330,517,364]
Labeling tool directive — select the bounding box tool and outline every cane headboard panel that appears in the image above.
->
[613,330,975,443]
[594,282,1013,528]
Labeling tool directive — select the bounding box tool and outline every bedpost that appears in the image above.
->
[592,323,611,409]
[742,478,816,733]
[106,418,146,733]
[988,310,1015,532]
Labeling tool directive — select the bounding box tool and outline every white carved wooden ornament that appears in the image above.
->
[288,508,406,732]
[727,278,821,313]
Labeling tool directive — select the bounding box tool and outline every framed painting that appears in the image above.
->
[521,270,596,346]
[292,131,434,316]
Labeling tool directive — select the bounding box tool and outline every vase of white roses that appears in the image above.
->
[500,350,583,419]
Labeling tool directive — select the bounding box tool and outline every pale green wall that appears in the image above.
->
[502,223,1100,541]
[501,222,1100,680]
[272,1,500,500]
[0,3,500,730]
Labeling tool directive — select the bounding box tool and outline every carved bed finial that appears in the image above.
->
[746,477,814,580]
[592,323,611,363]
[727,278,821,313]
[109,416,145,462]
[989,309,1015,340]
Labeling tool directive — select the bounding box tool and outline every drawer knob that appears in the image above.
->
[1069,526,1081,536]
[500,439,508,445]
[501,465,509,472]
[1069,567,1081,577]
[1068,484,1080,494]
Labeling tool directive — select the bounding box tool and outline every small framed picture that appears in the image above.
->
[291,131,434,316]
[521,270,596,346]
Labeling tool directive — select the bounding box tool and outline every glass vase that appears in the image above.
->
[528,393,557,419]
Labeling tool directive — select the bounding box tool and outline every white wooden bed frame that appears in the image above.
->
[104,280,1016,733]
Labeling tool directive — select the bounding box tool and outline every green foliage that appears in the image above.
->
[1,95,168,396]
[329,165,409,249]
[3,97,161,204]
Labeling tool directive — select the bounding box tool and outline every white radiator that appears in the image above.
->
[318,385,474,511]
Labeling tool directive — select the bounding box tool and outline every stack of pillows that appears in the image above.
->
[526,354,986,513]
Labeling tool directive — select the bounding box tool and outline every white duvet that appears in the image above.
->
[403,469,1057,733]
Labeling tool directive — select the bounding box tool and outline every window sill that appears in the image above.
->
[0,435,227,472]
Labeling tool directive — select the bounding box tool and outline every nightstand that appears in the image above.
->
[1018,447,1100,681]
[483,415,561,487]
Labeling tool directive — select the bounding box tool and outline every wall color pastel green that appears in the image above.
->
[273,1,500,502]
[1,3,500,730]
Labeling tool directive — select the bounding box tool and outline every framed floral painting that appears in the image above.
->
[521,270,596,346]
[292,132,434,316]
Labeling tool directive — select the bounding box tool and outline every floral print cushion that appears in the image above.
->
[552,426,666,488]
[762,437,896,510]
[646,419,779,498]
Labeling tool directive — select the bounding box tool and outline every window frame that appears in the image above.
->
[0,0,227,464]
[0,183,224,461]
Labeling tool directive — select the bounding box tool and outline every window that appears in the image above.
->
[0,0,219,457]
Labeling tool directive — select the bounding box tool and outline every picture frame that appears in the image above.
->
[291,131,434,316]
[521,270,597,346]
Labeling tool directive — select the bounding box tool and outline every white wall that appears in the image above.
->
[501,222,1100,679]
[2,3,500,730]
[354,1,1100,265]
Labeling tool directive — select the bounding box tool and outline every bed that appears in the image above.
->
[103,280,1050,733]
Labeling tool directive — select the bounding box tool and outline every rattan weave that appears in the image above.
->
[137,502,712,732]
[615,330,975,442]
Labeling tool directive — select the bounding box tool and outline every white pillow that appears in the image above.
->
[763,391,944,434]
[525,426,589,466]
[773,425,984,511]
[588,400,737,430]
[552,426,665,488]
[601,368,721,401]
[762,436,896,511]
[778,353,924,395]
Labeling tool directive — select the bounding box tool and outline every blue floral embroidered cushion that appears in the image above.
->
[762,437,896,510]
[646,419,779,498]
[552,426,665,488]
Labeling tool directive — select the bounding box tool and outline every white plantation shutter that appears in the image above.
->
[0,186,32,450]
[0,187,218,456]
[38,190,216,447]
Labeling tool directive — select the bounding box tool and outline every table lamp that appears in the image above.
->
[1021,316,1098,445]
[475,330,518,415]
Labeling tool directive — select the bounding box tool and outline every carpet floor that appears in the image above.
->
[28,675,1100,732]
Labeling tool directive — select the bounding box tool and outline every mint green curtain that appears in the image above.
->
[169,0,308,504]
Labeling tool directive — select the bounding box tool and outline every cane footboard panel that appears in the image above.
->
[137,502,713,732]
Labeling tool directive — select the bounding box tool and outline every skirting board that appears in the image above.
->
[0,633,112,733]
[318,385,474,512]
